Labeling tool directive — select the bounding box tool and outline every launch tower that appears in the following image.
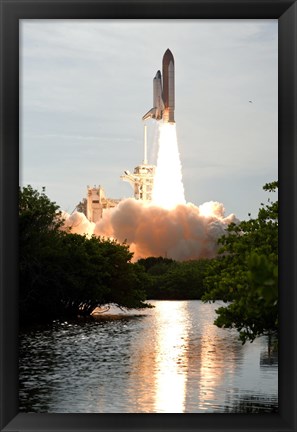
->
[121,125,155,202]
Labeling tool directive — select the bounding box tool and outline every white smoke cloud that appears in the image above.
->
[61,210,95,237]
[61,200,238,262]
[60,123,239,261]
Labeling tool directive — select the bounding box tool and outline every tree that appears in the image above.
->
[76,198,87,215]
[137,256,211,300]
[19,186,150,324]
[202,182,278,343]
[19,186,64,321]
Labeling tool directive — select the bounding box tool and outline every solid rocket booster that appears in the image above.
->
[142,49,175,123]
[162,49,175,123]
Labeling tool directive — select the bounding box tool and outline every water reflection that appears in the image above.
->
[181,302,244,412]
[19,301,278,413]
[224,393,278,413]
[124,301,189,412]
[154,301,189,412]
[196,321,233,410]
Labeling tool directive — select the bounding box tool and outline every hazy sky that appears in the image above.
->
[20,19,278,220]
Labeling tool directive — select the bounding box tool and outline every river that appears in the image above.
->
[19,300,278,413]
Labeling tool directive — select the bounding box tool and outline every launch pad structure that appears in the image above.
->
[76,186,120,223]
[78,124,155,223]
[121,124,156,202]
[86,186,120,222]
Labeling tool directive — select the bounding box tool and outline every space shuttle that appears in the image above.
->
[142,49,175,124]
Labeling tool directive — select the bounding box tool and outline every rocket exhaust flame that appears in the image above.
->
[152,122,185,209]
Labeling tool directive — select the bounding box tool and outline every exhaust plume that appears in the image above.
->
[152,122,185,209]
[62,201,237,262]
[61,122,238,261]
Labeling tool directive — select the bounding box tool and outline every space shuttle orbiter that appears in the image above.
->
[142,49,175,124]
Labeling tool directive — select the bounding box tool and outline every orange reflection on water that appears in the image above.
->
[130,301,238,412]
[153,301,189,413]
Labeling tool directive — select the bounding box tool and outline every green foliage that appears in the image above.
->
[19,185,63,234]
[203,182,278,343]
[19,186,150,324]
[138,256,175,273]
[138,256,211,300]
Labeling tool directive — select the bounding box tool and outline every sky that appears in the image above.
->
[20,19,278,220]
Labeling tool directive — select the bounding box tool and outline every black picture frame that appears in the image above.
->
[1,1,296,431]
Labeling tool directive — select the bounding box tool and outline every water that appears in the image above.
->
[19,300,278,413]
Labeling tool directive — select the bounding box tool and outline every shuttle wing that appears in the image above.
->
[142,108,157,121]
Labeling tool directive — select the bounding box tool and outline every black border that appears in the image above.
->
[1,1,296,431]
